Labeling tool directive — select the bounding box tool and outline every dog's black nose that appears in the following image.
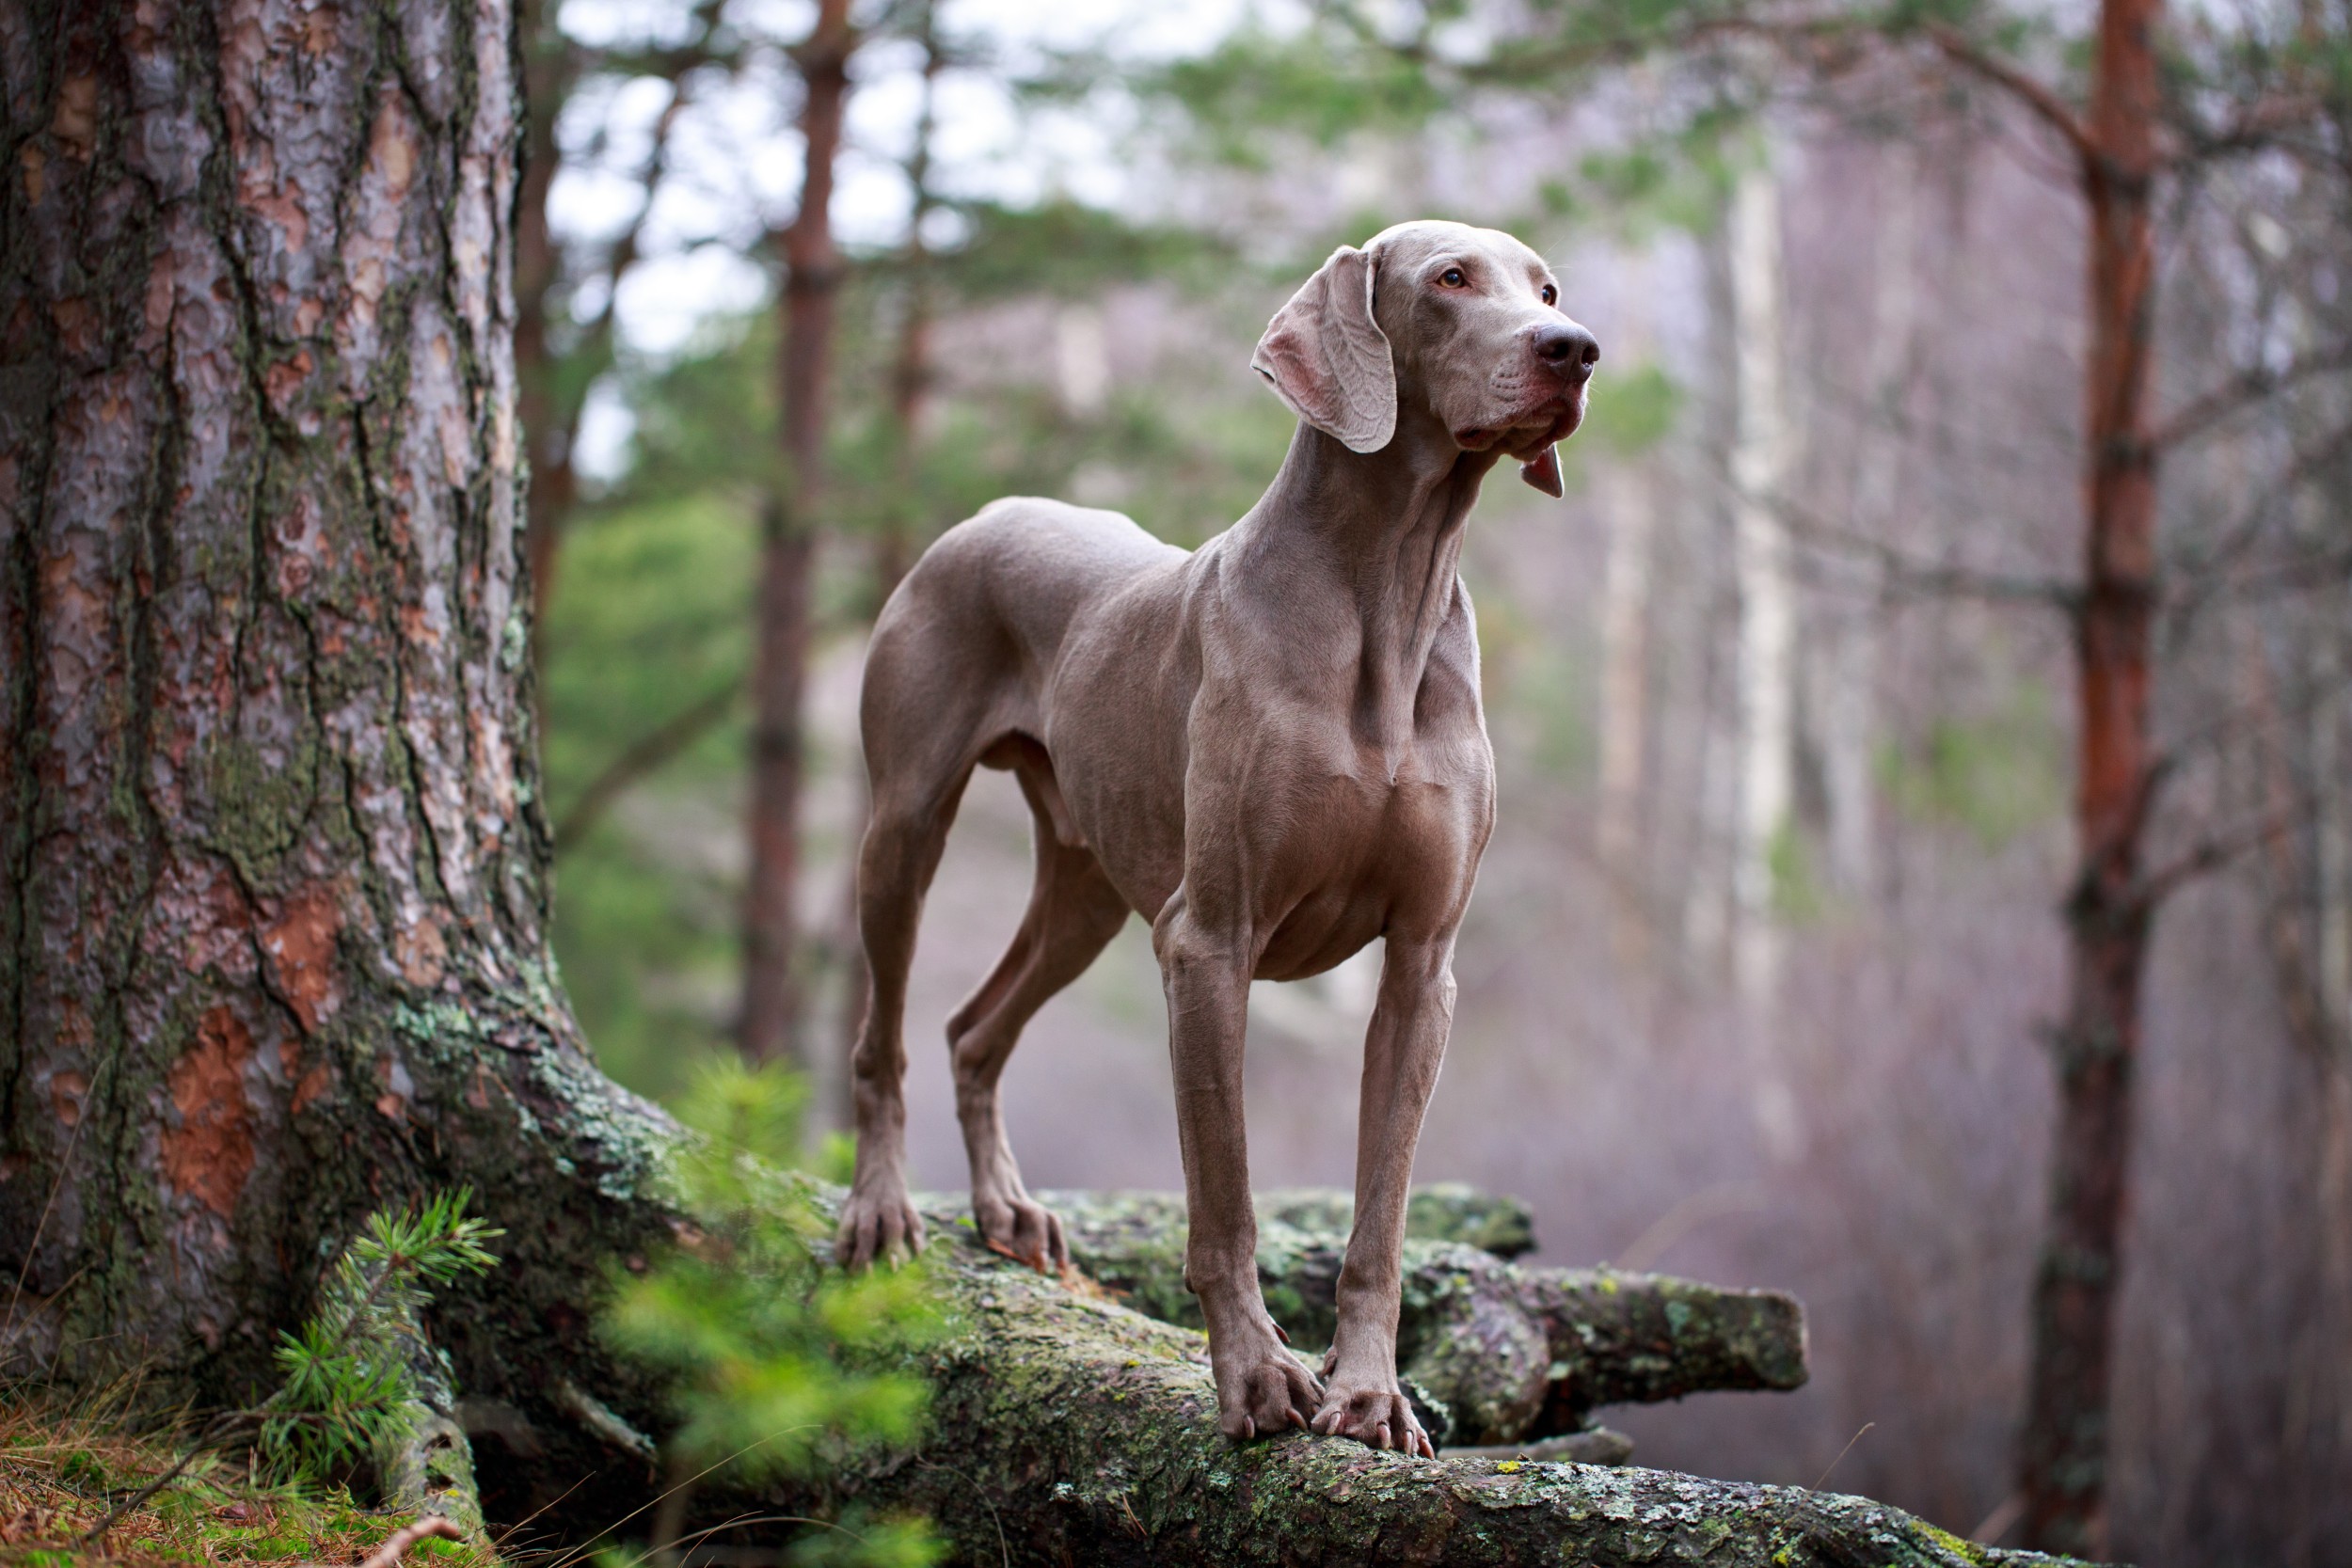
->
[1534,325,1600,381]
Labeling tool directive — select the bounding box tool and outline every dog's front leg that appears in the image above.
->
[1314,937,1454,1459]
[1154,902,1324,1441]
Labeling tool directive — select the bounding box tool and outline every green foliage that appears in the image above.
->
[599,1060,940,1563]
[1144,25,1453,166]
[1544,88,1757,236]
[540,491,755,1099]
[262,1191,501,1483]
[1879,683,2066,850]
[924,198,1229,302]
[1582,361,1683,457]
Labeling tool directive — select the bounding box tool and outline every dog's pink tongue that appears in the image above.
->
[1520,444,1564,498]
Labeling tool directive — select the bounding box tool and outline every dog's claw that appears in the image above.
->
[1216,1338,1323,1444]
[974,1188,1069,1275]
[1311,1373,1433,1460]
[834,1183,927,1271]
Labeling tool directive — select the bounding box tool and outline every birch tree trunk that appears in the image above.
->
[1597,461,1657,967]
[741,0,854,1067]
[1597,301,1656,968]
[1820,139,1917,898]
[1681,228,1740,975]
[1729,157,1795,1000]
[1727,153,1803,1160]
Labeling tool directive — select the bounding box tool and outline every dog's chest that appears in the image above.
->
[1238,705,1494,964]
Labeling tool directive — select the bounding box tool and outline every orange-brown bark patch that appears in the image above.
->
[49,1070,87,1128]
[393,916,446,989]
[51,75,97,158]
[262,883,342,1035]
[162,1007,257,1217]
[263,349,313,416]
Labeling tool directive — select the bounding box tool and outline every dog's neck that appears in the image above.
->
[1232,413,1500,780]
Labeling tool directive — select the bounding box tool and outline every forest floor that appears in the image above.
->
[0,1393,498,1568]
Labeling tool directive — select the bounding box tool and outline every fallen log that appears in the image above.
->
[749,1187,2071,1568]
[1022,1189,1806,1445]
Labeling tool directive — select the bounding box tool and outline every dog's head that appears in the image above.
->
[1250,219,1597,496]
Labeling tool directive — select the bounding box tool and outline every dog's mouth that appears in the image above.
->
[1454,389,1586,459]
[1454,391,1586,496]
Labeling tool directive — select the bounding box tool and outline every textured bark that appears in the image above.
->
[1032,1189,1806,1448]
[0,0,671,1435]
[740,0,854,1068]
[715,1184,2071,1568]
[2017,0,2163,1551]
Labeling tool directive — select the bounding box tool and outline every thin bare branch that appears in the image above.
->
[2136,806,2302,911]
[552,682,741,853]
[1919,24,2097,169]
[1779,499,2081,608]
[2150,342,2352,450]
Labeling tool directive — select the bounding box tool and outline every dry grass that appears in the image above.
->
[0,1388,498,1568]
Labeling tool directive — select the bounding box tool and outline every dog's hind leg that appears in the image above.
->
[946,741,1129,1273]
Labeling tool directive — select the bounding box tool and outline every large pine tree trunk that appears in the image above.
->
[0,0,664,1409]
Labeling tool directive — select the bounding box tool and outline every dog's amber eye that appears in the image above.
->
[1438,267,1467,288]
[1541,284,1557,306]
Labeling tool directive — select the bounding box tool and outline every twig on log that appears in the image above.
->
[357,1514,468,1568]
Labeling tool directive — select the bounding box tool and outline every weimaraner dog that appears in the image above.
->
[835,219,1597,1457]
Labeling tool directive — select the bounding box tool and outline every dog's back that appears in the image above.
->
[861,498,1185,784]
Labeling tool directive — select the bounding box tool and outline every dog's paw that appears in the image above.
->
[834,1184,927,1271]
[974,1188,1068,1275]
[1213,1340,1324,1443]
[1312,1376,1437,1459]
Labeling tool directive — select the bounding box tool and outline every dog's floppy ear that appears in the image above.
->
[1250,245,1396,454]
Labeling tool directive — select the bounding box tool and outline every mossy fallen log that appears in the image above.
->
[753,1188,2070,1568]
[1021,1188,1805,1446]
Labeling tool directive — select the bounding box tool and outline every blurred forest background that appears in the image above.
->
[514,0,2352,1562]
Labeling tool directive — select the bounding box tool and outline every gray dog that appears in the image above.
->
[835,220,1597,1457]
